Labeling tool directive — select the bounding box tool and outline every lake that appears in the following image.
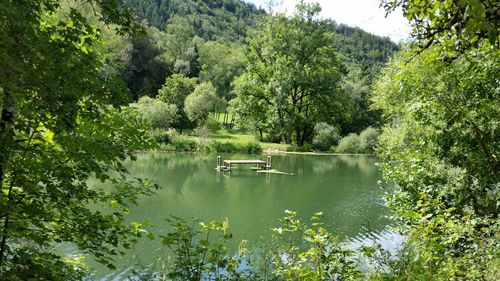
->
[65,152,401,280]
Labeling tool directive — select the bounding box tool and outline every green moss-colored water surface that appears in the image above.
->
[70,152,401,279]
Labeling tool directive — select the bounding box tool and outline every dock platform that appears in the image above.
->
[216,156,271,171]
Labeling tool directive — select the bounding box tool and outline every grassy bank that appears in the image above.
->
[150,129,289,154]
[149,128,376,154]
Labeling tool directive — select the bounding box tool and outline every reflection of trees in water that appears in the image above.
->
[105,152,394,279]
[298,155,387,236]
[132,151,211,170]
[274,155,386,233]
[123,152,215,195]
[308,155,377,176]
[122,152,390,239]
[313,155,378,176]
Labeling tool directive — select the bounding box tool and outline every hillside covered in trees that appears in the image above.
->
[117,0,399,137]
[123,0,265,41]
[123,0,398,74]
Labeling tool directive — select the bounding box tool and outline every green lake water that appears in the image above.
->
[62,152,402,280]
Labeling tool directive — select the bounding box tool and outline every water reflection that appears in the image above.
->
[79,152,398,279]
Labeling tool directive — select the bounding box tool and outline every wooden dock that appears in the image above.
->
[216,156,271,171]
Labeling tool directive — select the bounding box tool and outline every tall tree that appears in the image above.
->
[198,41,246,100]
[157,74,197,132]
[121,27,172,99]
[0,1,156,279]
[157,15,200,77]
[135,96,178,130]
[184,81,223,126]
[339,66,381,134]
[238,3,347,145]
[230,73,271,140]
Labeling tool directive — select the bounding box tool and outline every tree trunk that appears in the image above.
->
[0,91,15,264]
[0,217,9,264]
[295,128,302,146]
[303,125,314,146]
[286,122,294,145]
[0,90,15,189]
[277,109,292,144]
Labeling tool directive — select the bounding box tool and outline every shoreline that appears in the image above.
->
[148,147,375,157]
[263,148,374,156]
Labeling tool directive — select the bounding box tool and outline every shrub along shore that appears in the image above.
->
[148,127,379,155]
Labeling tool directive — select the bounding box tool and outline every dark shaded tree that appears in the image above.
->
[121,32,172,99]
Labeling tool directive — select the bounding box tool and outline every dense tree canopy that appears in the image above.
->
[184,82,223,125]
[156,16,201,77]
[373,42,499,279]
[374,43,499,214]
[382,0,499,54]
[157,74,197,132]
[120,30,172,99]
[371,1,499,278]
[123,0,265,41]
[235,3,347,145]
[198,41,246,100]
[112,0,399,139]
[0,0,157,279]
[333,23,400,80]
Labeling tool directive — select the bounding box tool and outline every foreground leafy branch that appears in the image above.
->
[0,1,156,279]
[132,211,365,281]
[372,42,499,280]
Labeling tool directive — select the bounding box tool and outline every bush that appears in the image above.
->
[335,133,362,153]
[157,217,246,281]
[205,141,237,153]
[184,82,225,125]
[136,96,178,129]
[205,118,221,132]
[359,126,379,153]
[312,122,341,151]
[170,136,197,152]
[131,211,361,280]
[268,211,361,280]
[148,129,170,145]
[241,142,263,154]
[203,141,262,154]
[166,128,179,140]
[288,143,313,152]
[148,128,180,146]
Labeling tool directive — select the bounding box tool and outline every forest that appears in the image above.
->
[114,0,399,146]
[0,0,498,280]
